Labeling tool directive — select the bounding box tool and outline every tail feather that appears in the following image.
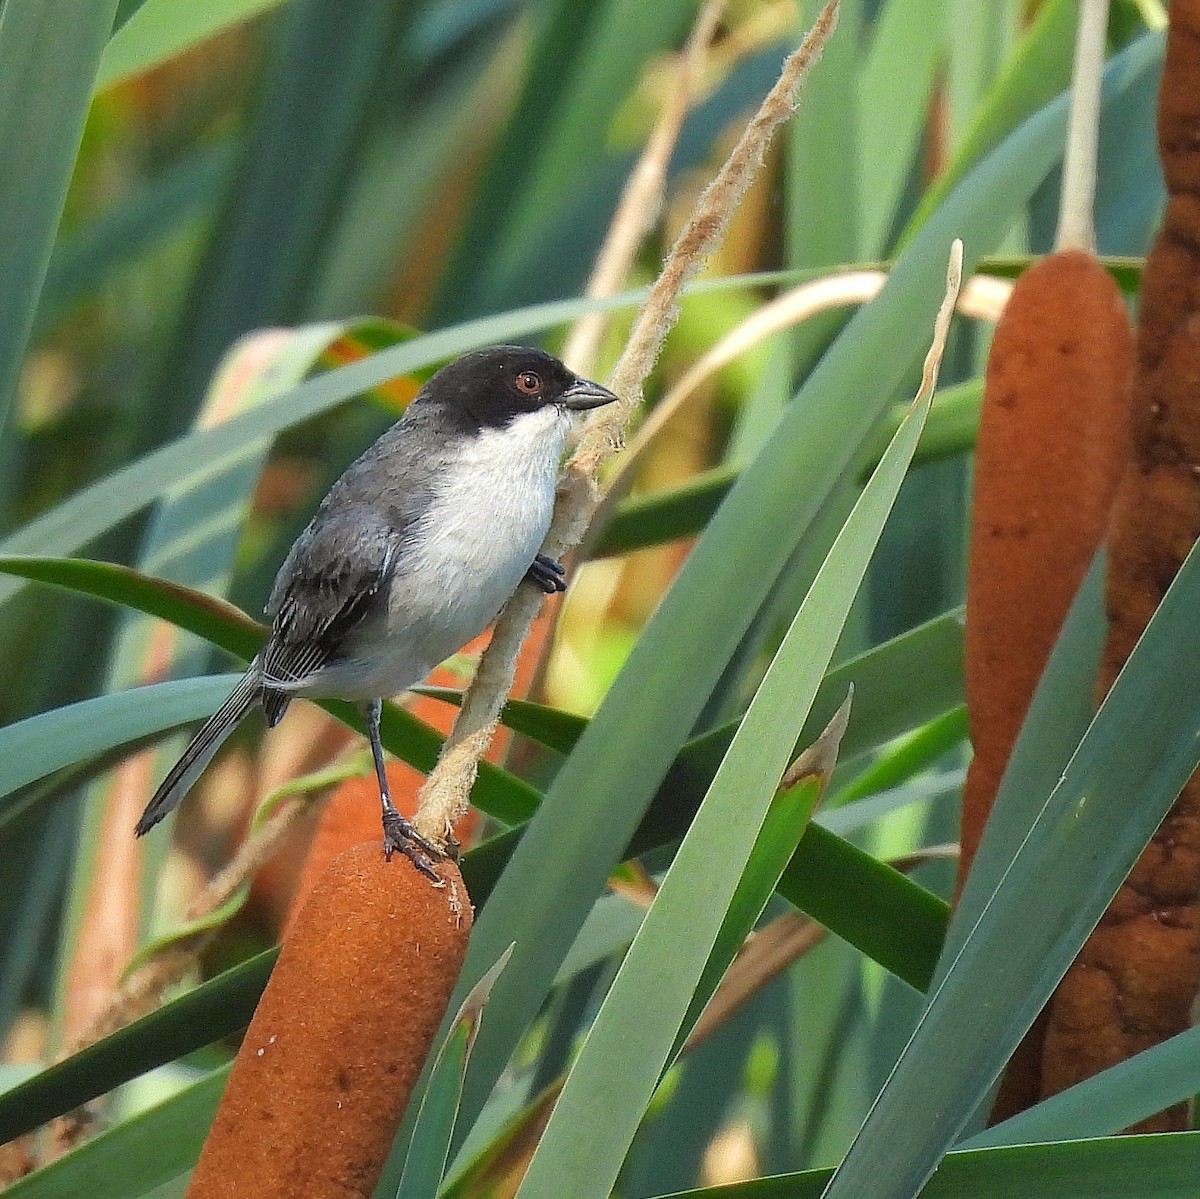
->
[135,672,260,837]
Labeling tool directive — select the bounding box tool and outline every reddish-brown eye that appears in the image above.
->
[515,371,542,395]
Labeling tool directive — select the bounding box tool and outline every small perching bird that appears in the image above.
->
[135,345,616,875]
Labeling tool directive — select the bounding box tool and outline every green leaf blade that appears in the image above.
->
[821,425,1200,1199]
[0,0,120,428]
[512,365,932,1199]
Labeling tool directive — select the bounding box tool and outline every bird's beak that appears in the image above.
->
[561,376,618,411]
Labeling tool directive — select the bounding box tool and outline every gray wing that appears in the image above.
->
[260,503,403,717]
[258,402,450,720]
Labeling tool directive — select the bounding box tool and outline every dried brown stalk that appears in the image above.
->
[599,268,1011,518]
[516,0,728,708]
[413,0,841,845]
[685,911,826,1050]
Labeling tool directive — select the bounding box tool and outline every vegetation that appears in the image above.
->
[0,1,1195,1197]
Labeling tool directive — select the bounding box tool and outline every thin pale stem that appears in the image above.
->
[413,1,841,845]
[1055,0,1110,253]
[593,267,1009,534]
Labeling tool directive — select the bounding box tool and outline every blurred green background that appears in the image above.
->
[3,2,1199,1197]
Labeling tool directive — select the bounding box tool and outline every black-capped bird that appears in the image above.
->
[135,346,616,874]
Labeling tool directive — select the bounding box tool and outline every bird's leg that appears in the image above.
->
[363,699,442,881]
[526,553,567,594]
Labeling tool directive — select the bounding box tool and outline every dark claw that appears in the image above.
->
[363,696,443,880]
[382,806,443,882]
[526,553,567,594]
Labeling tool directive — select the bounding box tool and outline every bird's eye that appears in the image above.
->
[515,371,542,395]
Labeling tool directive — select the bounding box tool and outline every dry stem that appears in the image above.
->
[596,267,1010,530]
[516,0,726,707]
[1055,0,1110,252]
[413,0,841,844]
[918,238,963,407]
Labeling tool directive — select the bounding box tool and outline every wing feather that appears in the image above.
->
[260,504,402,702]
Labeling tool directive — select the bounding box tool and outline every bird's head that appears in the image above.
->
[420,346,617,430]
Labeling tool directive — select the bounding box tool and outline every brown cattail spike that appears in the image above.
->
[1039,0,1200,1132]
[960,251,1133,896]
[186,845,472,1198]
[958,0,1134,1121]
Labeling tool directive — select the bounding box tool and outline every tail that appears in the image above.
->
[135,672,260,837]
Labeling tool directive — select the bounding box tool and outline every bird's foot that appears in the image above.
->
[526,554,567,594]
[382,807,444,884]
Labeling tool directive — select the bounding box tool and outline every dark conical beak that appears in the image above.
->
[561,376,618,411]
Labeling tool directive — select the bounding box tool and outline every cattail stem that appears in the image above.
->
[412,1,840,845]
[1054,0,1110,252]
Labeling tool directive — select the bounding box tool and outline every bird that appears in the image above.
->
[135,345,617,875]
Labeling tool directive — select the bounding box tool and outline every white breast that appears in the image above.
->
[314,404,571,701]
